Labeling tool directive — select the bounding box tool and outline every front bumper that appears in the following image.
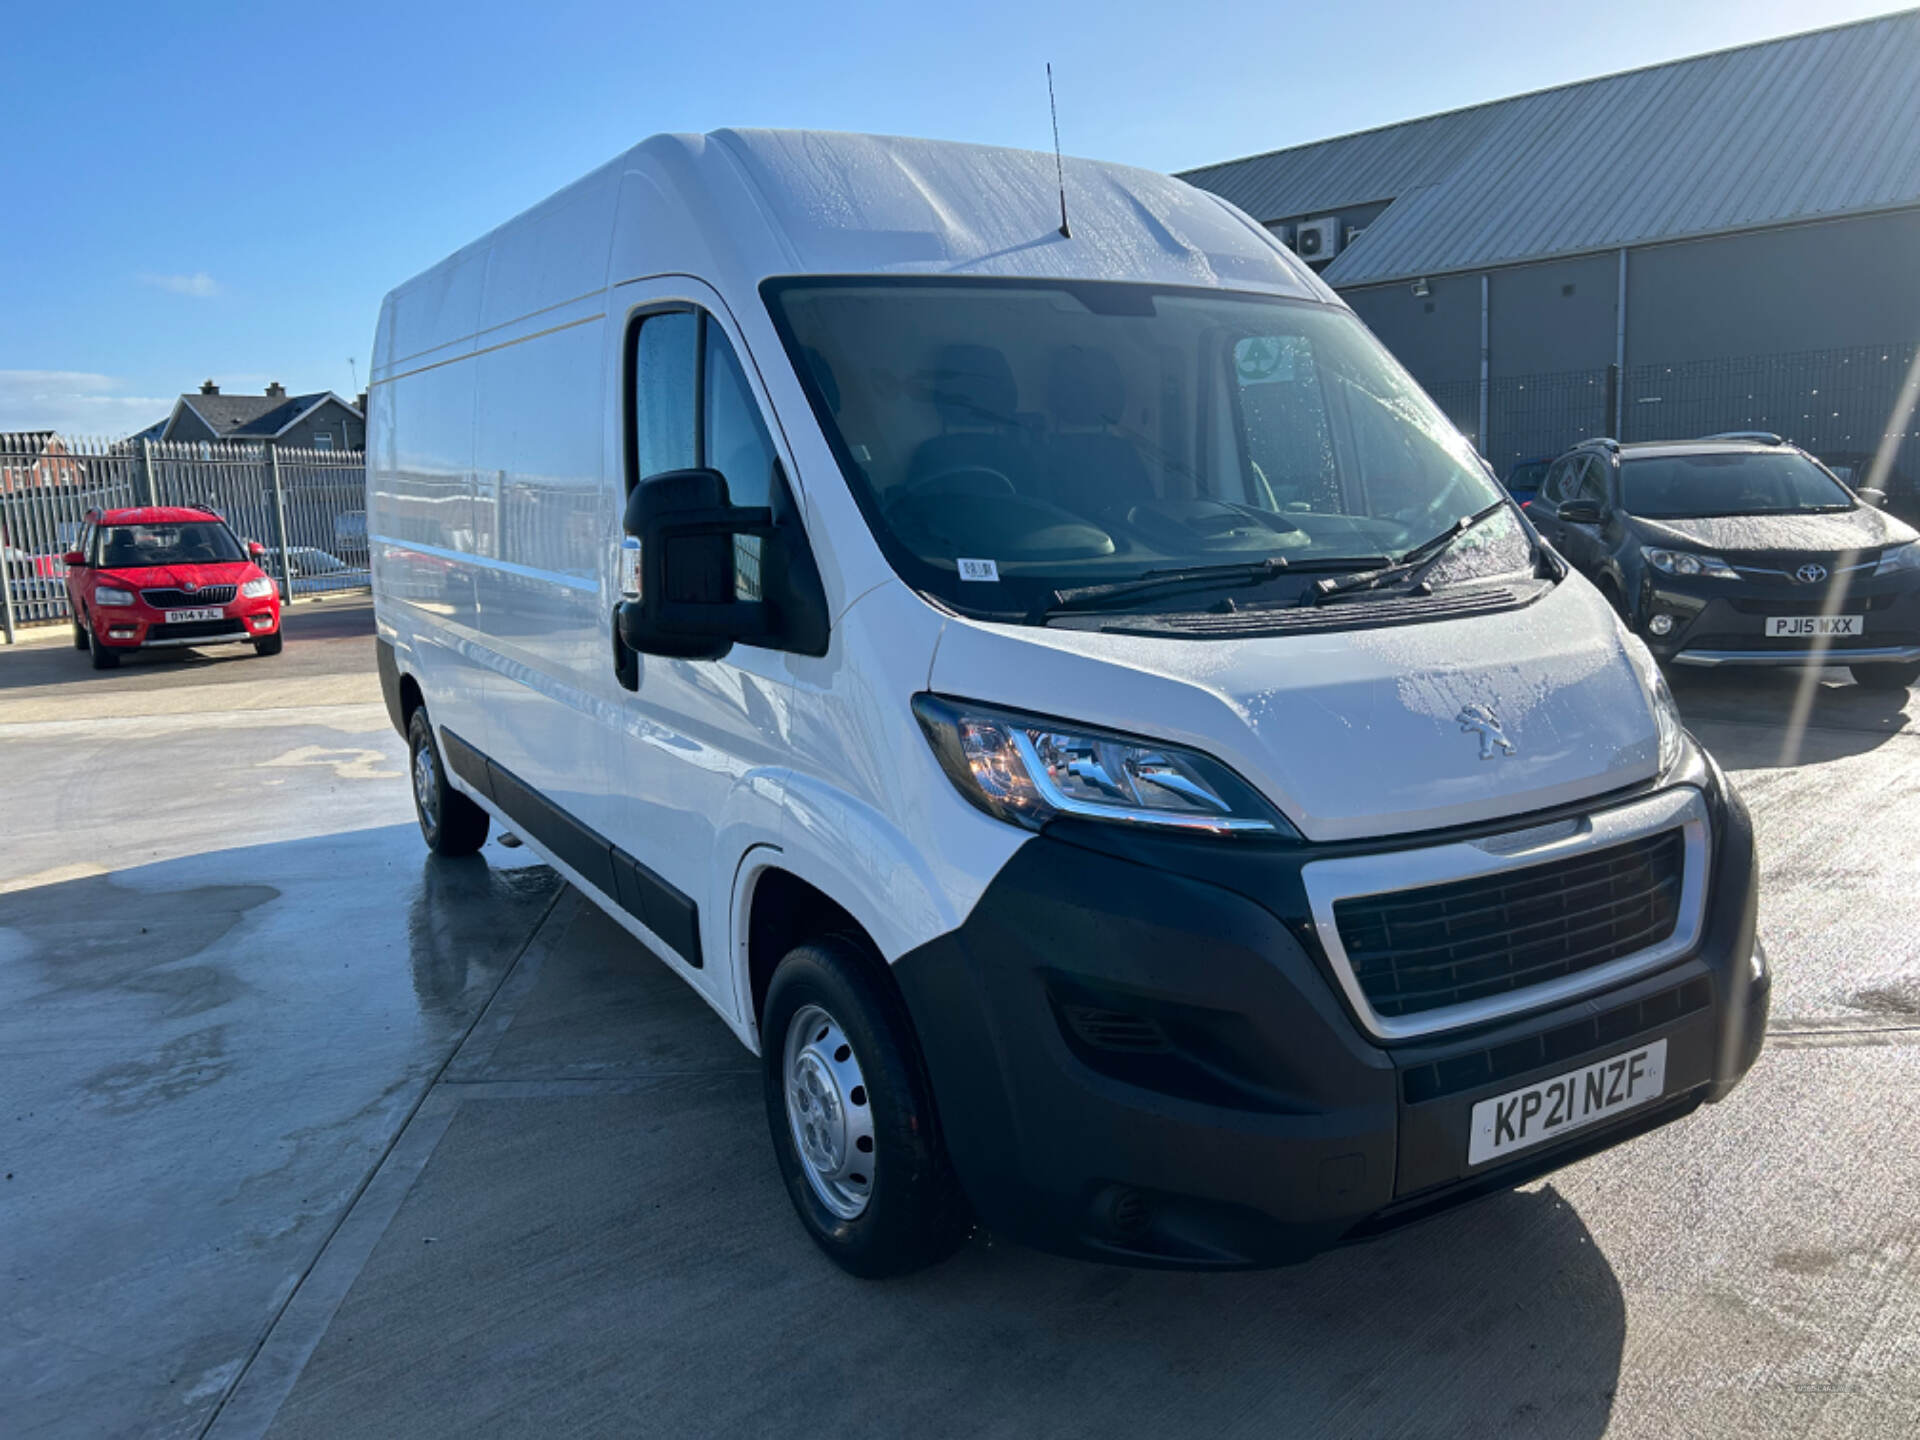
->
[92,602,279,649]
[893,757,1766,1268]
[1636,568,1920,667]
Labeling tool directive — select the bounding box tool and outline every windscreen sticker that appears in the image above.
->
[957,558,1000,583]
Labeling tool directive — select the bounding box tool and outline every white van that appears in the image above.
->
[369,130,1769,1276]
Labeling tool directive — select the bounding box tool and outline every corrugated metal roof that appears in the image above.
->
[1179,11,1920,286]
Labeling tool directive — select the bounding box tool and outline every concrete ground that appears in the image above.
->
[2,598,1916,1439]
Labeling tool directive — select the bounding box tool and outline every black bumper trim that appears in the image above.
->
[891,759,1764,1269]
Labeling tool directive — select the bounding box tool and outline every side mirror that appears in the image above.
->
[615,466,829,664]
[63,550,86,567]
[247,540,269,559]
[1557,499,1603,525]
[1857,487,1888,510]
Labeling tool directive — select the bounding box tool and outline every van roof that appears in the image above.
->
[375,130,1331,376]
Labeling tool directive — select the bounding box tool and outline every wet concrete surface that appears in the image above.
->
[3,598,1918,1437]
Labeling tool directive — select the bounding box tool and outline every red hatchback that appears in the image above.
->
[64,506,283,669]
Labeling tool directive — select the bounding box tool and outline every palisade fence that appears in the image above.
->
[0,436,367,638]
[1426,341,1920,508]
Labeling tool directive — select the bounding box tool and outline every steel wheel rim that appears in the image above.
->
[783,1003,875,1220]
[413,740,440,831]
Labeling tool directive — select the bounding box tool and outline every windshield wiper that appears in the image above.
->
[1309,500,1512,604]
[1038,554,1391,620]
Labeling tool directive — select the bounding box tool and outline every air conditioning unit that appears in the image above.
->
[1293,216,1341,262]
[1266,221,1293,248]
[1345,224,1368,247]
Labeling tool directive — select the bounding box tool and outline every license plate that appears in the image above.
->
[1767,615,1862,638]
[1467,1039,1666,1166]
[164,606,226,623]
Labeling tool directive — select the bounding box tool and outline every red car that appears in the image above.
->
[63,506,283,669]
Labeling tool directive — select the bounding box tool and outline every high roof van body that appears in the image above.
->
[369,130,1767,1274]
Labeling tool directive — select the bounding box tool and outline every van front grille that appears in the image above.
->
[1332,830,1686,1020]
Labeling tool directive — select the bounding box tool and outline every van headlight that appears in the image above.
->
[1646,548,1736,578]
[1621,631,1685,775]
[912,694,1296,837]
[240,577,276,598]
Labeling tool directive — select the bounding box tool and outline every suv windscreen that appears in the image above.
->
[99,522,243,568]
[1622,451,1854,518]
[764,278,1507,614]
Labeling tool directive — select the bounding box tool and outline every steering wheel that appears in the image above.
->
[901,464,1017,499]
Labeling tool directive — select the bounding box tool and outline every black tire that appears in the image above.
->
[406,707,490,856]
[87,627,121,670]
[72,615,88,650]
[1851,661,1920,691]
[762,936,970,1278]
[253,631,284,656]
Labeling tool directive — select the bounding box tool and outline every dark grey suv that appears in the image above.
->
[1529,436,1920,689]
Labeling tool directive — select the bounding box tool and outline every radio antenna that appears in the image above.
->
[1047,63,1071,239]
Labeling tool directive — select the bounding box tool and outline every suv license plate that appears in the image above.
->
[1467,1039,1666,1166]
[1768,615,1862,637]
[165,606,226,623]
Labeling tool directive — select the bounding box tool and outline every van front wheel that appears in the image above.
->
[762,937,969,1277]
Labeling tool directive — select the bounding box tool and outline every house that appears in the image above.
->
[149,381,365,451]
[0,432,87,494]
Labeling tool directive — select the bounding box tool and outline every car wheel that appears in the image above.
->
[72,614,88,650]
[406,707,490,856]
[253,631,283,656]
[87,626,120,670]
[1850,661,1920,691]
[762,936,970,1278]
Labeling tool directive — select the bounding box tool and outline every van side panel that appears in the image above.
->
[469,301,619,839]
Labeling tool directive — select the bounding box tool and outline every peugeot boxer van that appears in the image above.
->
[369,130,1768,1276]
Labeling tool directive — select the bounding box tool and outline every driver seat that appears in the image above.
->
[904,344,1034,497]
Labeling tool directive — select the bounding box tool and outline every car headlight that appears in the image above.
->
[1645,547,1736,578]
[240,576,276,598]
[94,585,136,606]
[1876,542,1920,577]
[912,694,1296,837]
[1620,630,1684,775]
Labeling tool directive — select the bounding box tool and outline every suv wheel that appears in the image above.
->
[72,614,88,650]
[406,707,490,855]
[762,936,970,1277]
[1851,661,1920,691]
[253,631,283,657]
[87,626,120,670]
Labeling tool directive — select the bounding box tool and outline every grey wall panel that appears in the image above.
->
[1628,210,1920,362]
[1488,252,1619,376]
[1343,276,1482,388]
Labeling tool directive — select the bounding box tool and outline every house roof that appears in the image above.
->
[1178,10,1920,287]
[171,391,363,440]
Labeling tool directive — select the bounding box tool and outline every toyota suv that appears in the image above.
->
[64,506,283,668]
[1530,436,1920,687]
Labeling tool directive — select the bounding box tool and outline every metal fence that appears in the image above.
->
[1425,342,1920,508]
[0,436,367,638]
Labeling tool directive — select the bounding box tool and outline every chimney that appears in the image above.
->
[265,381,286,398]
[200,379,220,395]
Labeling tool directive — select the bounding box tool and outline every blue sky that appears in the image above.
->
[0,0,1896,433]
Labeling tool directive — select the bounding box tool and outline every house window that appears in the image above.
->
[312,433,334,451]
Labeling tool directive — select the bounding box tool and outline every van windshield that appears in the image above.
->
[763,278,1507,615]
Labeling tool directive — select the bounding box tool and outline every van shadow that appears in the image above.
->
[1668,664,1914,766]
[385,888,1626,1440]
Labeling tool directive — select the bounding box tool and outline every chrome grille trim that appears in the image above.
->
[1303,787,1710,1041]
[142,585,237,607]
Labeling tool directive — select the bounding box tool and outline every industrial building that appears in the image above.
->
[1181,10,1920,489]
